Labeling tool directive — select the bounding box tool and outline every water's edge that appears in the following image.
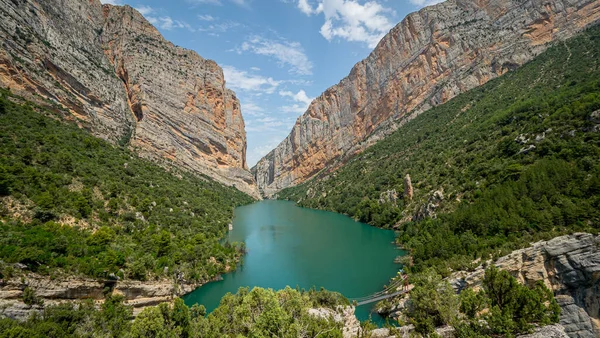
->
[183,200,403,325]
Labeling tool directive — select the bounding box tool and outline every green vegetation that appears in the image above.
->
[0,89,253,282]
[406,266,559,336]
[280,25,600,274]
[405,269,460,334]
[0,287,349,338]
[22,286,42,306]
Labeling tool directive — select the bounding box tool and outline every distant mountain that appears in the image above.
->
[253,0,600,197]
[0,0,258,198]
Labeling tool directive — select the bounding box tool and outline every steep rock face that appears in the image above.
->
[451,233,600,338]
[101,6,257,197]
[0,0,258,197]
[0,0,133,140]
[253,0,600,197]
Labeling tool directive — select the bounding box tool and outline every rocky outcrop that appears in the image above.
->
[308,306,361,338]
[0,0,258,197]
[253,0,600,197]
[413,189,443,221]
[0,273,200,320]
[517,324,570,338]
[451,233,600,338]
[379,189,398,205]
[404,175,413,201]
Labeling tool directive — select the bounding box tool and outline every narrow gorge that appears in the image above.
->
[1,0,600,337]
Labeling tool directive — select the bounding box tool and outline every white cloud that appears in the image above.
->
[198,14,216,21]
[246,116,295,133]
[294,0,395,48]
[247,139,283,167]
[280,104,309,114]
[134,5,153,15]
[240,36,313,76]
[199,21,241,35]
[133,5,195,32]
[279,90,313,106]
[408,0,445,7]
[298,0,315,14]
[188,0,223,4]
[231,0,249,6]
[154,17,195,31]
[100,0,122,4]
[279,89,314,114]
[222,66,282,94]
[187,0,250,6]
[241,102,265,117]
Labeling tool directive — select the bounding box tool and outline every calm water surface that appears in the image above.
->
[183,200,401,324]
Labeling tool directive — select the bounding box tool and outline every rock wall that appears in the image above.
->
[0,273,200,320]
[0,0,258,197]
[451,233,600,338]
[252,0,600,197]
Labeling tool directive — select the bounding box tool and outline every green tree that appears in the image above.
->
[128,306,169,338]
[22,287,41,306]
[407,269,460,334]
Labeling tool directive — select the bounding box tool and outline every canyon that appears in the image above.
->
[0,0,258,198]
[253,0,600,197]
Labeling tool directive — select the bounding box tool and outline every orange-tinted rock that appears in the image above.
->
[253,0,600,197]
[0,0,258,197]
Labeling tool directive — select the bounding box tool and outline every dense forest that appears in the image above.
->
[0,90,253,283]
[280,25,600,274]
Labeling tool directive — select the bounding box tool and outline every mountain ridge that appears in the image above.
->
[253,0,600,197]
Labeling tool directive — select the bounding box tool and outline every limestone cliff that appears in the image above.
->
[0,0,258,197]
[253,0,600,197]
[0,272,201,320]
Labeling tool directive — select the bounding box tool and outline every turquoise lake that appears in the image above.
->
[183,200,401,324]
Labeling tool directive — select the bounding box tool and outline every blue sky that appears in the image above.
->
[101,0,443,166]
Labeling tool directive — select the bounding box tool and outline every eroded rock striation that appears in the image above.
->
[0,0,258,197]
[0,273,200,320]
[253,0,600,197]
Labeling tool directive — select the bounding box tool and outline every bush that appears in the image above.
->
[22,287,41,306]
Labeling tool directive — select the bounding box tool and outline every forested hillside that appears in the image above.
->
[280,25,600,273]
[0,90,253,283]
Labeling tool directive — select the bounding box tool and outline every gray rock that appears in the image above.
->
[379,190,398,205]
[516,134,530,144]
[556,296,597,338]
[413,189,443,221]
[590,110,600,123]
[517,324,569,338]
[518,144,536,154]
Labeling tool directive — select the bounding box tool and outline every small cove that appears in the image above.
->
[183,200,402,324]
